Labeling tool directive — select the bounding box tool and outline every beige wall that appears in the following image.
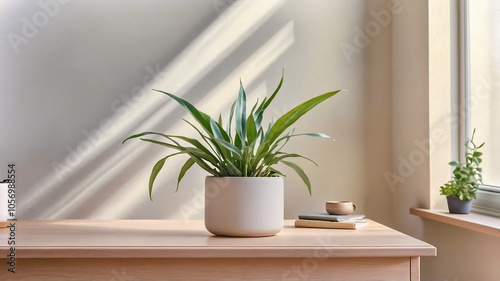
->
[392,0,500,280]
[2,0,498,279]
[1,0,394,223]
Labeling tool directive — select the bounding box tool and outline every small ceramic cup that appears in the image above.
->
[326,201,357,215]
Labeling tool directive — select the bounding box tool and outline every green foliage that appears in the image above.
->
[123,72,343,200]
[440,129,485,201]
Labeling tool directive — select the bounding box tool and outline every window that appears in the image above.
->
[463,0,500,214]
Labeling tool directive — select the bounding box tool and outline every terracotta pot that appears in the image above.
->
[204,176,284,237]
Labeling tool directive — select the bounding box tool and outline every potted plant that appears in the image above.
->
[123,71,344,236]
[440,129,484,214]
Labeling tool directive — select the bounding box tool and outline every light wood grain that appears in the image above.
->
[0,220,436,259]
[410,208,500,237]
[0,257,412,281]
[410,257,420,281]
[0,220,435,280]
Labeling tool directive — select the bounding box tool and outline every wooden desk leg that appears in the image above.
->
[410,257,420,281]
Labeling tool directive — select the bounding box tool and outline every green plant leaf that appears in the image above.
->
[448,161,459,166]
[139,138,219,168]
[281,160,312,196]
[226,100,236,138]
[214,138,242,157]
[250,98,259,116]
[265,90,342,144]
[182,119,220,159]
[235,81,247,148]
[225,160,243,176]
[218,114,223,127]
[246,114,258,145]
[275,133,333,145]
[153,89,211,132]
[256,70,284,113]
[234,130,242,150]
[210,118,224,140]
[176,158,196,192]
[149,152,183,200]
[267,167,285,177]
[272,153,319,167]
[124,131,219,162]
[126,73,345,198]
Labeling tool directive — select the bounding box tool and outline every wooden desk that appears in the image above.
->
[0,220,435,280]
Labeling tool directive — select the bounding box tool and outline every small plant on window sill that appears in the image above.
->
[440,129,484,214]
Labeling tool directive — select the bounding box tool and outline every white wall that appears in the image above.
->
[1,0,394,222]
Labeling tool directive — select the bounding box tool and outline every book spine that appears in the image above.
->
[294,219,358,229]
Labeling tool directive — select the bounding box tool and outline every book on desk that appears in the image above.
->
[294,213,369,230]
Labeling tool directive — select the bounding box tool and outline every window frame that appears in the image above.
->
[461,0,500,215]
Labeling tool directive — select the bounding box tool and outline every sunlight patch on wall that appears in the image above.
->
[93,21,295,219]
[22,0,288,219]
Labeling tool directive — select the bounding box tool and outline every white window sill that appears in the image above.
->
[410,208,500,238]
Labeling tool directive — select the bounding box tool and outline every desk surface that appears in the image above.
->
[0,219,436,259]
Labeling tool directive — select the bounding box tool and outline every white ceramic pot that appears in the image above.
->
[205,176,284,237]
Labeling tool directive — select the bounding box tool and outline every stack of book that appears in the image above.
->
[294,213,369,230]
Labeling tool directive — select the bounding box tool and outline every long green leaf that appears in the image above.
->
[267,167,285,177]
[210,118,223,140]
[281,160,312,196]
[272,153,319,167]
[275,133,333,144]
[261,69,284,111]
[215,138,242,157]
[149,152,183,200]
[182,119,220,159]
[265,90,342,144]
[234,130,242,150]
[188,153,219,175]
[235,81,247,147]
[176,158,196,192]
[153,89,211,132]
[139,138,218,168]
[226,100,237,138]
[217,114,223,127]
[253,71,284,130]
[124,131,219,162]
[246,114,258,145]
[225,160,243,176]
[269,128,294,153]
[250,98,259,116]
[211,118,231,142]
[134,133,218,175]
